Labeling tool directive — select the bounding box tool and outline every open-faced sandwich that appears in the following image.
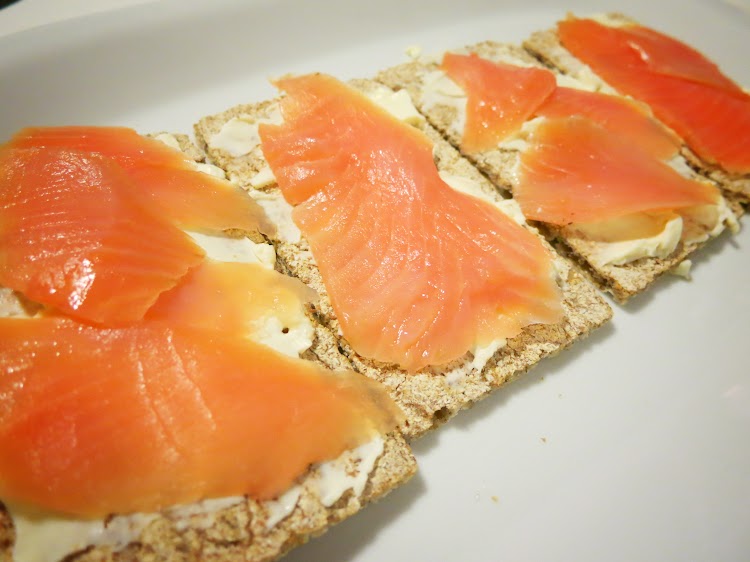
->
[0,129,416,561]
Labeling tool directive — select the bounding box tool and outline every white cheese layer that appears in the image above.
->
[470,338,507,371]
[152,132,228,180]
[585,215,684,267]
[169,497,245,531]
[497,117,734,267]
[153,132,182,150]
[249,165,276,188]
[9,506,157,562]
[262,486,303,530]
[248,190,301,244]
[312,437,384,507]
[575,196,738,268]
[365,85,425,125]
[188,231,276,269]
[9,432,384,562]
[498,116,545,153]
[208,107,283,157]
[438,171,527,226]
[421,69,467,138]
[671,260,693,279]
[192,161,227,179]
[251,314,314,359]
[682,198,740,244]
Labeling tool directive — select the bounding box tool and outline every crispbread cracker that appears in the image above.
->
[194,79,612,437]
[376,41,742,302]
[0,136,417,562]
[1,431,415,562]
[522,13,750,203]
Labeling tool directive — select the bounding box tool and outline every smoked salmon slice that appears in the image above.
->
[260,74,563,372]
[516,116,720,226]
[0,317,402,517]
[0,147,204,325]
[148,258,317,347]
[441,52,556,152]
[557,17,750,174]
[9,126,275,234]
[534,87,680,160]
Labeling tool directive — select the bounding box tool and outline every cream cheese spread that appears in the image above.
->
[438,171,526,226]
[192,161,227,179]
[471,339,507,371]
[554,72,598,91]
[671,259,693,279]
[9,496,246,562]
[152,133,226,179]
[498,116,545,153]
[248,190,301,244]
[188,231,276,269]
[262,486,303,530]
[251,314,314,359]
[249,164,277,188]
[312,437,384,507]
[682,197,740,244]
[168,496,245,531]
[365,86,425,125]
[420,69,467,137]
[9,505,156,562]
[153,132,182,150]
[585,215,684,267]
[208,107,283,157]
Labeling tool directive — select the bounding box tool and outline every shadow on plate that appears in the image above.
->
[411,319,617,456]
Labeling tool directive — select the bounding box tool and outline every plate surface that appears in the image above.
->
[1,1,749,561]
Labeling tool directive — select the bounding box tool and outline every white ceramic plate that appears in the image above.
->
[1,1,749,561]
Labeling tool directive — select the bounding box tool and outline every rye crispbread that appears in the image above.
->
[0,431,415,562]
[522,13,750,204]
[194,79,612,438]
[0,136,417,562]
[375,41,743,302]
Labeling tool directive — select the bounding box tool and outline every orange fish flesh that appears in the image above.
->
[9,126,275,234]
[441,52,556,152]
[147,258,318,342]
[260,74,563,372]
[534,86,680,160]
[557,18,750,175]
[0,317,402,517]
[516,116,720,226]
[0,147,204,325]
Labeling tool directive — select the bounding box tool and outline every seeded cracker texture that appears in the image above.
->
[522,12,750,204]
[194,78,612,438]
[0,136,417,562]
[376,41,744,303]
